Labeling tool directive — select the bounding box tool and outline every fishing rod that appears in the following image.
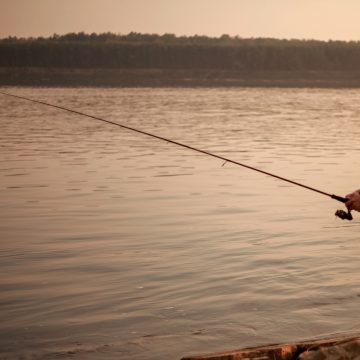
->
[0,90,352,220]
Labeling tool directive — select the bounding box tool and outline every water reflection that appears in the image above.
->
[0,87,360,360]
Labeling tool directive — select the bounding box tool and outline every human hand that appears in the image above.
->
[345,189,360,212]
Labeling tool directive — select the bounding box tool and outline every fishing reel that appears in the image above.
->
[332,195,353,221]
[335,209,353,221]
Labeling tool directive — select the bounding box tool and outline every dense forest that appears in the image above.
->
[1,32,360,71]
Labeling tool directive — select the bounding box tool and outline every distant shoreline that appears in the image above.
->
[1,68,360,88]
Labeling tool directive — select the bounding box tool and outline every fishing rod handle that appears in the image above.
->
[331,194,349,203]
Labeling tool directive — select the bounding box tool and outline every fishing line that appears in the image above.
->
[0,90,351,219]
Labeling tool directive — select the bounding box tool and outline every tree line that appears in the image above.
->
[1,32,360,71]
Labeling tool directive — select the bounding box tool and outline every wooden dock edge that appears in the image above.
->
[181,335,360,360]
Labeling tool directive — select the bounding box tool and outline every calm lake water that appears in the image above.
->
[1,87,360,360]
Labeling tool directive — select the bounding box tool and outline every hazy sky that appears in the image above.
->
[1,0,360,41]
